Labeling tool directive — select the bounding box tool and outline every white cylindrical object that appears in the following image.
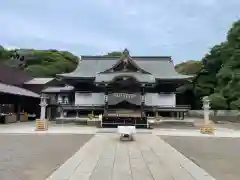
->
[60,110,64,118]
[99,114,102,121]
[203,96,210,125]
[40,95,47,120]
[40,106,46,120]
[204,108,210,124]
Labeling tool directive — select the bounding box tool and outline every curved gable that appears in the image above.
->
[57,50,192,80]
[101,49,151,74]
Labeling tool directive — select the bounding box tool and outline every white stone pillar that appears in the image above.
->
[99,114,102,121]
[203,96,210,125]
[40,95,48,120]
[60,109,64,118]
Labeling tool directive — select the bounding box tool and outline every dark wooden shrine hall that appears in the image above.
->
[0,62,40,123]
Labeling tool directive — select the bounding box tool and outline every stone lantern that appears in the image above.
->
[36,94,49,131]
[40,94,48,120]
[200,96,216,134]
[202,96,210,125]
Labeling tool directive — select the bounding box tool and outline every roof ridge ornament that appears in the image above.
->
[123,48,130,57]
[122,49,130,69]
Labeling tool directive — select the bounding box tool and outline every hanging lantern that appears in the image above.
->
[104,95,108,102]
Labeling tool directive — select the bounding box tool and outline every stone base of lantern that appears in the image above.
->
[35,119,49,131]
[200,124,216,134]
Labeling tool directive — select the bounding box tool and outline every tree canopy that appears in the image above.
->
[175,60,202,75]
[177,20,240,110]
[0,48,79,77]
[104,51,122,56]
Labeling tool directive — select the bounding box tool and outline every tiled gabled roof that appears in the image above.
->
[24,78,54,85]
[58,55,192,80]
[0,62,33,86]
[0,82,40,98]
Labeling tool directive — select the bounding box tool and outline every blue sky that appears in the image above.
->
[0,0,239,63]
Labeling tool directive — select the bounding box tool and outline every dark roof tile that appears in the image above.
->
[0,62,33,86]
[58,56,192,80]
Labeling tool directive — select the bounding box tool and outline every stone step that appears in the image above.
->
[152,120,195,128]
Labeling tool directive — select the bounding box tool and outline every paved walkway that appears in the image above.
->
[1,122,240,138]
[46,134,215,180]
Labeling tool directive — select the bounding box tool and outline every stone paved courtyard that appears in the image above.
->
[0,134,92,180]
[47,134,214,180]
[1,122,240,179]
[161,136,240,180]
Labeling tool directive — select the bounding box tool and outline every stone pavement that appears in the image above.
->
[153,127,240,138]
[161,136,240,180]
[2,122,240,138]
[46,134,215,180]
[0,134,92,180]
[0,122,98,134]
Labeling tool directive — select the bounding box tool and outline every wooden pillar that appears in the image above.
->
[91,105,94,115]
[180,112,183,120]
[17,103,21,121]
[176,112,179,119]
[15,96,21,121]
[47,107,51,120]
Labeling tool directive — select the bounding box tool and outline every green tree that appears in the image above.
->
[104,51,122,56]
[0,47,79,77]
[209,93,228,110]
[186,20,240,109]
[175,60,202,75]
[230,98,240,110]
[0,45,10,60]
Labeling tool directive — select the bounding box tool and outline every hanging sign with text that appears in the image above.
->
[108,93,141,105]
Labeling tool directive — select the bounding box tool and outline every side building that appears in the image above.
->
[42,49,192,127]
[0,62,40,123]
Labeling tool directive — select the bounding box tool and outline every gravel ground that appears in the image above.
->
[161,136,240,180]
[0,134,92,180]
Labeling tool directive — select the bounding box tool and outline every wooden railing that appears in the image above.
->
[54,103,191,110]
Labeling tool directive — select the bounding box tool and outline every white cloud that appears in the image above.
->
[0,0,240,62]
[0,10,127,52]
